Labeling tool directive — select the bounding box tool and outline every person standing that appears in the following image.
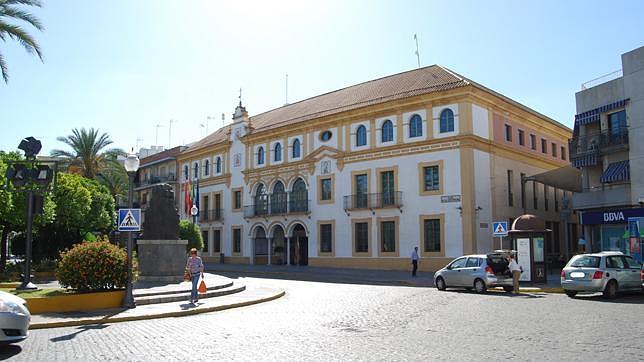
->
[507,254,522,295]
[186,248,204,303]
[410,246,420,277]
[578,235,587,253]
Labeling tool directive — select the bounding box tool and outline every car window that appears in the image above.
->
[623,256,641,269]
[606,256,625,269]
[466,257,481,267]
[569,255,600,268]
[450,257,468,269]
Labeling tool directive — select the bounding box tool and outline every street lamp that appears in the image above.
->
[123,153,140,308]
[190,204,198,225]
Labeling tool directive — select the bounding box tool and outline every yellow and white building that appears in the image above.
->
[177,66,572,272]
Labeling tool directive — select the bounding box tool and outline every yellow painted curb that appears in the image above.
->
[27,291,125,314]
[0,282,21,288]
[29,290,285,330]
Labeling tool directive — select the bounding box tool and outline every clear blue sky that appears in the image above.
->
[1,0,643,155]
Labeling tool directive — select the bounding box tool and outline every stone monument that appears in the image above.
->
[137,184,188,282]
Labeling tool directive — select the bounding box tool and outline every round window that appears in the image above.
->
[320,130,332,142]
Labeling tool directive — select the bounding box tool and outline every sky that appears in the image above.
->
[1,0,643,156]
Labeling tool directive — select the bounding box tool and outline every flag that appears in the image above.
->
[414,33,417,40]
[183,182,188,214]
[195,178,200,215]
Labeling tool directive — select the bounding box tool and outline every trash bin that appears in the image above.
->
[219,252,224,264]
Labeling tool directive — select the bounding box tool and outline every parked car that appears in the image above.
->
[435,250,514,293]
[561,251,642,298]
[0,291,30,344]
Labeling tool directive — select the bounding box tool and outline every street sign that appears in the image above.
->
[492,221,508,236]
[118,209,141,232]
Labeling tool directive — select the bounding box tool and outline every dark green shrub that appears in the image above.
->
[179,220,203,252]
[57,239,127,291]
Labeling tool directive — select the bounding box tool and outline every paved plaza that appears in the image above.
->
[2,276,642,361]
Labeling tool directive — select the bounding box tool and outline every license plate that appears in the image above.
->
[570,272,585,278]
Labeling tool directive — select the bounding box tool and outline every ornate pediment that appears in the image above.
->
[303,145,344,162]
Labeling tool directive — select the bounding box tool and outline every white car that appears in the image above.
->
[0,291,30,344]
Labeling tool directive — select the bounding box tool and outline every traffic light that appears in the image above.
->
[5,163,29,188]
[31,165,53,186]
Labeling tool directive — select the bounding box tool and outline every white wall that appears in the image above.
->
[472,104,490,139]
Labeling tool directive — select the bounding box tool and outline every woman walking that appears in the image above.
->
[186,248,204,303]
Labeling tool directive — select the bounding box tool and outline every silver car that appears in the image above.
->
[435,251,514,293]
[561,251,642,298]
[0,291,30,344]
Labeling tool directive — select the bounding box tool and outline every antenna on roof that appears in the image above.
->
[169,119,177,148]
[155,124,164,146]
[221,113,225,127]
[136,137,144,150]
[285,73,289,106]
[414,33,420,69]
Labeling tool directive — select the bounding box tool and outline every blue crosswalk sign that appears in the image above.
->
[118,209,141,232]
[492,221,508,236]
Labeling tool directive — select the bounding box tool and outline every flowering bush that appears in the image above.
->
[57,239,127,292]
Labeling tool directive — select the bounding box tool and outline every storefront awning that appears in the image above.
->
[574,98,629,126]
[600,160,630,183]
[571,153,598,168]
[523,166,582,192]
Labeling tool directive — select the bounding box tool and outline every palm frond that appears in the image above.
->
[0,51,7,83]
[0,22,42,60]
[0,1,42,7]
[0,6,43,30]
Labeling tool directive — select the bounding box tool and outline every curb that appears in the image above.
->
[29,290,285,330]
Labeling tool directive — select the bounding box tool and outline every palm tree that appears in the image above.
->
[52,128,125,179]
[0,0,44,83]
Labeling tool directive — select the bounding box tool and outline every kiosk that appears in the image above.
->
[508,214,549,283]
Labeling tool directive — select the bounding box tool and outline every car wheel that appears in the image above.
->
[565,290,577,298]
[503,286,514,293]
[603,280,618,299]
[435,277,446,291]
[474,278,487,293]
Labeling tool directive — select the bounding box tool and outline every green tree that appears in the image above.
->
[21,172,116,261]
[0,0,44,83]
[51,128,125,179]
[179,220,203,252]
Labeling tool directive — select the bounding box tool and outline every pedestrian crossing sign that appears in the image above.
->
[118,208,141,232]
[492,221,508,236]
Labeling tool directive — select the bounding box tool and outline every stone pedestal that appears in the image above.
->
[137,239,188,282]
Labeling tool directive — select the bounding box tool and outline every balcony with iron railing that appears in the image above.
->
[244,193,310,218]
[199,209,224,223]
[136,174,177,187]
[343,191,403,210]
[569,127,628,161]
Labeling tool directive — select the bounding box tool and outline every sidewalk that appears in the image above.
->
[204,263,564,292]
[29,273,284,329]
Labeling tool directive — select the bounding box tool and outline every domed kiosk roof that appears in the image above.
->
[510,214,548,233]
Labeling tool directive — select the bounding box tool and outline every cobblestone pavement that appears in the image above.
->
[3,277,643,361]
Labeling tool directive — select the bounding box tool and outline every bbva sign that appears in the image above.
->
[604,212,625,222]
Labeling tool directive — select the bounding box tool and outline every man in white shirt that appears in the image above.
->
[410,246,420,277]
[507,254,522,294]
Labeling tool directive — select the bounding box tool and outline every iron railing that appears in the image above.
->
[200,209,224,222]
[243,192,310,218]
[343,191,403,210]
[569,127,628,160]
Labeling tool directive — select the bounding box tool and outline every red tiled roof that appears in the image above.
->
[186,65,469,153]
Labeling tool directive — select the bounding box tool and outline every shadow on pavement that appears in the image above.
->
[210,270,433,288]
[50,324,110,342]
[568,291,644,304]
[0,345,21,360]
[445,289,546,298]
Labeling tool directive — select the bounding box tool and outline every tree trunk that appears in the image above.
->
[0,224,9,268]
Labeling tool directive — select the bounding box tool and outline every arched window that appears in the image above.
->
[274,143,282,162]
[215,157,221,174]
[257,146,265,165]
[193,163,199,179]
[292,139,301,158]
[272,181,286,213]
[356,125,367,147]
[381,120,393,143]
[440,109,455,133]
[255,183,267,216]
[409,114,423,138]
[184,165,189,180]
[204,160,210,176]
[290,178,308,213]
